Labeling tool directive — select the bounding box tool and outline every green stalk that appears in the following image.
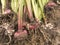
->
[11,0,18,13]
[26,0,34,22]
[38,0,48,11]
[1,0,6,14]
[11,0,26,31]
[31,0,49,22]
[18,0,25,31]
[31,0,42,21]
[38,0,49,23]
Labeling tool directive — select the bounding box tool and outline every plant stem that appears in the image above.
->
[26,0,34,22]
[1,0,6,14]
[18,0,25,32]
[18,12,22,32]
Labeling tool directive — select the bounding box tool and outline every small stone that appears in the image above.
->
[45,23,54,29]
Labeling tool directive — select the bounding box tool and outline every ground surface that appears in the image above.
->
[0,0,60,45]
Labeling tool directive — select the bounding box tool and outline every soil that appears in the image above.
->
[0,0,60,45]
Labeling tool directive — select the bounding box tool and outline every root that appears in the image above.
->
[4,35,11,45]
